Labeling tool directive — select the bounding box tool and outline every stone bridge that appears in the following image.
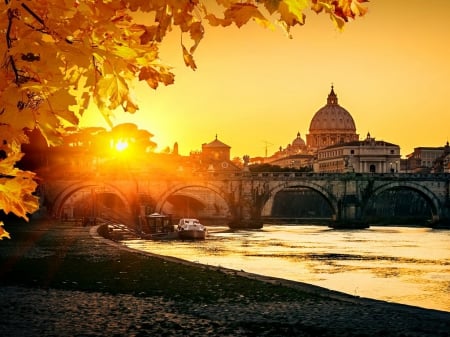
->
[43,171,450,228]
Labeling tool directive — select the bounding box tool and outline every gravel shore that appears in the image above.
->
[0,218,449,336]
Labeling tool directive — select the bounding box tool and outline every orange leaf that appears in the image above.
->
[182,44,197,70]
[225,3,266,28]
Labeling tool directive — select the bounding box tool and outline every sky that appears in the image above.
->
[80,0,450,159]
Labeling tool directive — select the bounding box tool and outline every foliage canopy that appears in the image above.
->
[0,0,368,238]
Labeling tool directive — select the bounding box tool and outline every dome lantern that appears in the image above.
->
[327,85,338,105]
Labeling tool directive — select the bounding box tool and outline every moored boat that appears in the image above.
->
[139,213,178,240]
[177,218,207,240]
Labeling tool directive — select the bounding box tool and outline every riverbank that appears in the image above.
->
[0,218,449,336]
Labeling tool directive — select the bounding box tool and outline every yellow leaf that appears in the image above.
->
[0,125,28,153]
[0,175,39,220]
[97,74,129,110]
[0,222,10,240]
[139,65,175,89]
[0,153,39,221]
[122,94,139,113]
[225,3,266,28]
[36,117,64,147]
[279,0,307,27]
[350,0,369,17]
[182,44,197,70]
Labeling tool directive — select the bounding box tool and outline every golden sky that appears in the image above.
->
[81,0,450,158]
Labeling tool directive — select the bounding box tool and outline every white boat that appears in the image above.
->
[177,218,207,240]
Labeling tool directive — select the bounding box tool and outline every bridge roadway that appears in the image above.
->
[44,171,450,229]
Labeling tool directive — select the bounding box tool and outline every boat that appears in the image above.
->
[139,213,178,240]
[177,218,207,240]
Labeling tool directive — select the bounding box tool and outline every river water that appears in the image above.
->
[122,225,450,312]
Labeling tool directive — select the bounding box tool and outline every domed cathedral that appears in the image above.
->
[306,86,359,150]
[265,132,313,169]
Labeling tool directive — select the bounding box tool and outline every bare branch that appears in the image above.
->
[21,3,44,26]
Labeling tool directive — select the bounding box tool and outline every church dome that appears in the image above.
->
[309,86,356,132]
[292,132,306,147]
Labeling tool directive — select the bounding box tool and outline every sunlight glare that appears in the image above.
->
[115,140,128,152]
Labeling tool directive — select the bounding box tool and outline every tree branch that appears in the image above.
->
[21,3,44,26]
[9,55,20,84]
[6,8,14,49]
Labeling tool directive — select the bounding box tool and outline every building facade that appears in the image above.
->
[406,143,450,173]
[265,132,313,169]
[200,135,240,172]
[316,133,401,173]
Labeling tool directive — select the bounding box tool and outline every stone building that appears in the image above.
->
[265,132,313,169]
[200,135,240,172]
[261,85,402,173]
[316,133,401,173]
[405,143,450,173]
[306,86,359,151]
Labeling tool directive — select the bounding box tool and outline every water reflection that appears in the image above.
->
[122,225,450,312]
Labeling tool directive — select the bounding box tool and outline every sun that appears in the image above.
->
[115,140,128,152]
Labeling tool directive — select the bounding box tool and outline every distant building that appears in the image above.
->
[200,135,240,172]
[263,86,400,173]
[406,143,450,173]
[316,133,401,173]
[265,132,313,169]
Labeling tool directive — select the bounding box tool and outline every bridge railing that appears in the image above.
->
[199,171,450,181]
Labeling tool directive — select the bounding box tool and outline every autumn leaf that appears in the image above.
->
[278,0,307,30]
[0,125,28,153]
[224,3,267,28]
[280,0,308,25]
[310,0,368,29]
[0,153,39,221]
[182,44,197,70]
[263,0,282,14]
[350,0,369,17]
[0,222,10,240]
[189,21,204,54]
[139,65,175,89]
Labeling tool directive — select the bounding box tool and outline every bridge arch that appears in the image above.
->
[262,180,338,218]
[154,182,231,220]
[52,181,133,220]
[363,181,442,222]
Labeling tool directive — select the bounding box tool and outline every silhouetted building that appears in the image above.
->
[200,135,240,172]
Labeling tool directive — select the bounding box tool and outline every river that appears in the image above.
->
[122,225,450,312]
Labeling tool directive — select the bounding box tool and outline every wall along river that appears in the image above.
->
[122,225,450,312]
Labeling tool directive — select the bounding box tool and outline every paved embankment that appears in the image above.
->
[0,219,449,337]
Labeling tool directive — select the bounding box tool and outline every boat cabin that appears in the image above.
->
[140,213,174,234]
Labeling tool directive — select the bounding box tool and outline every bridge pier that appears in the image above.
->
[331,177,369,229]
